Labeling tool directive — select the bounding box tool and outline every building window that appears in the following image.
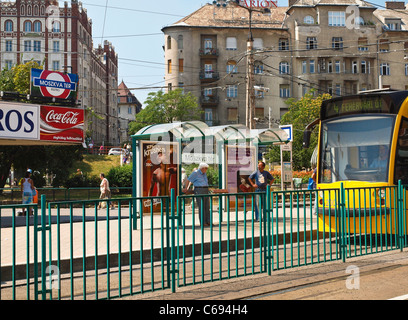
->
[24,40,31,52]
[253,38,263,50]
[358,38,368,51]
[379,40,390,53]
[328,11,345,26]
[52,61,60,71]
[328,61,333,73]
[335,60,341,73]
[24,21,32,32]
[5,60,13,70]
[227,60,237,74]
[226,85,238,98]
[306,37,317,50]
[279,61,290,74]
[304,15,315,24]
[204,108,213,126]
[280,85,290,98]
[34,21,41,32]
[254,61,263,74]
[332,37,343,50]
[405,64,408,76]
[179,59,184,73]
[335,84,341,96]
[33,40,41,52]
[352,61,358,74]
[52,21,61,33]
[167,36,172,50]
[227,108,238,122]
[51,41,59,52]
[5,20,13,32]
[309,60,315,73]
[279,38,289,51]
[177,35,183,49]
[226,37,237,50]
[380,63,390,76]
[255,108,264,119]
[167,60,172,74]
[6,40,12,52]
[361,60,368,74]
[255,84,265,99]
[302,61,307,74]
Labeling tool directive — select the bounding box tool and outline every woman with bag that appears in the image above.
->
[98,173,115,210]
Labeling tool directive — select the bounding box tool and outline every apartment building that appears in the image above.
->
[0,0,119,145]
[117,80,142,144]
[162,0,408,128]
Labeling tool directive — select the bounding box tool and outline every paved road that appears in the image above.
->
[127,249,408,301]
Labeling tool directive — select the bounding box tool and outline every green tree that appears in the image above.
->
[266,90,331,170]
[0,59,41,93]
[128,89,203,135]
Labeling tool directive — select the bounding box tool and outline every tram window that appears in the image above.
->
[395,117,408,184]
[320,115,394,183]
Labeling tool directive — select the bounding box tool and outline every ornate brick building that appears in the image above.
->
[0,0,119,145]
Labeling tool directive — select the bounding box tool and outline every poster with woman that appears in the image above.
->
[225,145,256,209]
[141,141,179,213]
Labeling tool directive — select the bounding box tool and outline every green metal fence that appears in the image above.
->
[0,184,407,300]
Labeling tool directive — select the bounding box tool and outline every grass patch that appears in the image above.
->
[70,155,121,178]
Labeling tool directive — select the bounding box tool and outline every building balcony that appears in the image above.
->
[199,48,219,57]
[199,71,220,82]
[200,94,220,106]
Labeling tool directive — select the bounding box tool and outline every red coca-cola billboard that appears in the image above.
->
[40,105,84,143]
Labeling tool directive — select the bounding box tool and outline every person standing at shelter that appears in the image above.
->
[183,163,211,227]
[248,161,274,221]
[98,173,115,209]
[20,170,35,216]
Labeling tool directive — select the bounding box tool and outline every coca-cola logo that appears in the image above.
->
[45,110,80,125]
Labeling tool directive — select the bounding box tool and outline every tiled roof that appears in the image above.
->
[165,3,288,30]
[290,0,376,7]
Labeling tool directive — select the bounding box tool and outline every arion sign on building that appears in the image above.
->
[0,68,83,145]
[236,0,278,9]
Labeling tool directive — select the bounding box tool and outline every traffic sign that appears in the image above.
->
[279,124,293,142]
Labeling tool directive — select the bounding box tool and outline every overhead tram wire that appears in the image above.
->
[81,2,185,18]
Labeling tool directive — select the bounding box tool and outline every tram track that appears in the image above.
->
[239,263,407,300]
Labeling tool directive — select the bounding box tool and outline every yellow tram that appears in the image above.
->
[304,90,408,234]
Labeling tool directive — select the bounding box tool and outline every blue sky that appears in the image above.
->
[81,0,389,107]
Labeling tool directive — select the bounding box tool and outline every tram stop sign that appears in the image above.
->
[31,68,79,100]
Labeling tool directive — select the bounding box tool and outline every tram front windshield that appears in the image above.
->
[320,115,395,183]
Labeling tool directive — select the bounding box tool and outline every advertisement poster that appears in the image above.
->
[0,102,39,141]
[225,145,256,209]
[40,105,84,143]
[141,141,179,213]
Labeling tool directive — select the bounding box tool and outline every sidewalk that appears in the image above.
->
[0,205,317,280]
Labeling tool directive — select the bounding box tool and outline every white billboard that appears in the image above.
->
[0,102,39,140]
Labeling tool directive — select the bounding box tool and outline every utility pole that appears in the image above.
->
[245,10,255,129]
[245,9,255,130]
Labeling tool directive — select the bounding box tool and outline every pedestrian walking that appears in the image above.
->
[98,173,115,209]
[183,163,211,227]
[20,170,35,216]
[248,161,274,221]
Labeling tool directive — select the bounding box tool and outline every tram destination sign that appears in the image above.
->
[321,95,393,120]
